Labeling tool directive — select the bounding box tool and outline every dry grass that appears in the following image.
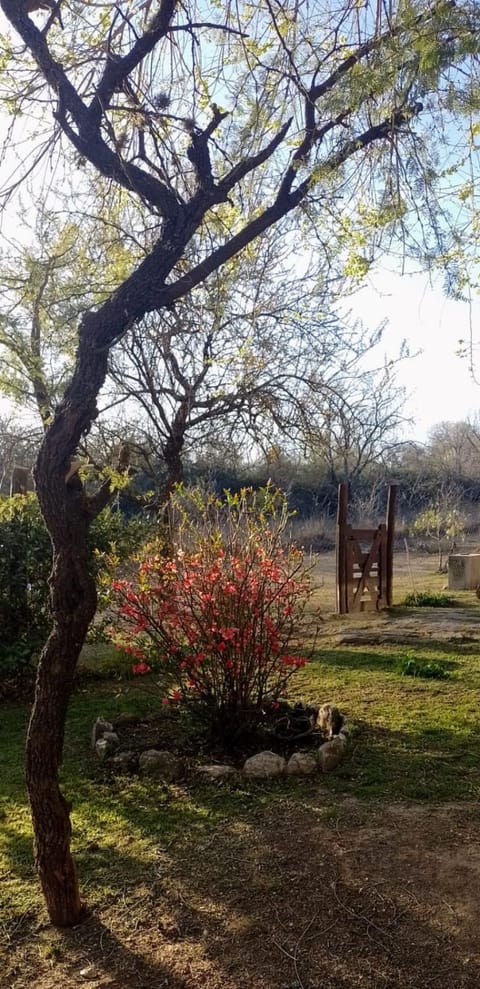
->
[308,543,476,613]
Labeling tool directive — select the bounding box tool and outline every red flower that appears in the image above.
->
[220,626,238,640]
[131,662,152,675]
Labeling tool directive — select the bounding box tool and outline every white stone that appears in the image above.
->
[79,966,97,980]
[286,751,318,776]
[317,703,344,738]
[138,749,184,781]
[102,731,120,748]
[317,737,346,773]
[448,553,480,590]
[243,751,286,779]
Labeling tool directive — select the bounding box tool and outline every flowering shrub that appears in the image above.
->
[109,486,312,731]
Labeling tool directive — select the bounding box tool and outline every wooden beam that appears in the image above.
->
[352,528,381,610]
[336,482,349,614]
[385,484,397,606]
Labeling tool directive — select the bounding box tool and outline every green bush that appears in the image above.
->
[0,493,150,680]
[0,495,51,675]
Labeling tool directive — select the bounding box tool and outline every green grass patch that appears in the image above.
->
[77,641,139,680]
[402,591,455,608]
[399,656,451,679]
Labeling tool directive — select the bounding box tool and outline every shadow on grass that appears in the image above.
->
[3,671,480,988]
[326,719,480,800]
[3,705,480,988]
[6,780,480,989]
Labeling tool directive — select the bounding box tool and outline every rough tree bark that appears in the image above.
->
[26,482,94,926]
[28,323,116,924]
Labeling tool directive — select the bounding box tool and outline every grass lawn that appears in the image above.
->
[3,628,480,895]
[2,553,480,987]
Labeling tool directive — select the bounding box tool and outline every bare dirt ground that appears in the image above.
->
[333,606,480,645]
[6,797,480,989]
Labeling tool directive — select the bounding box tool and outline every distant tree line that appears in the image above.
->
[3,412,480,525]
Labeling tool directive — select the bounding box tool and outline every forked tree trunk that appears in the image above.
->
[26,473,97,926]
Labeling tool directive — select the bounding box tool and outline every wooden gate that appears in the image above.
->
[336,483,397,613]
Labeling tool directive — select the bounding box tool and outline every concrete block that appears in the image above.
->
[448,554,480,590]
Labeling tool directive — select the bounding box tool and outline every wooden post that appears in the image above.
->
[385,484,397,607]
[377,523,388,609]
[336,482,349,614]
[10,465,31,496]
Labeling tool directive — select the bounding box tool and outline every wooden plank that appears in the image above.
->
[348,534,380,568]
[385,485,397,606]
[359,577,379,611]
[336,483,349,614]
[346,537,357,611]
[348,536,366,568]
[352,529,381,609]
[377,523,388,609]
[351,576,379,607]
[350,528,378,541]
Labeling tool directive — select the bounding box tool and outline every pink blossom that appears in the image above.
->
[219,626,238,640]
[131,662,152,675]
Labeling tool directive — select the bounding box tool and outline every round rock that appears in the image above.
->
[138,749,185,781]
[91,716,114,749]
[286,751,318,776]
[243,751,286,779]
[317,737,345,773]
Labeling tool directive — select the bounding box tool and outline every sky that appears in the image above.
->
[346,267,480,443]
[1,263,479,445]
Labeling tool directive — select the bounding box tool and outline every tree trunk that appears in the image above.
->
[162,424,185,495]
[159,429,185,524]
[26,473,97,926]
[22,215,192,926]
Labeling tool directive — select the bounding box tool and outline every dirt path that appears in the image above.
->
[328,606,480,645]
